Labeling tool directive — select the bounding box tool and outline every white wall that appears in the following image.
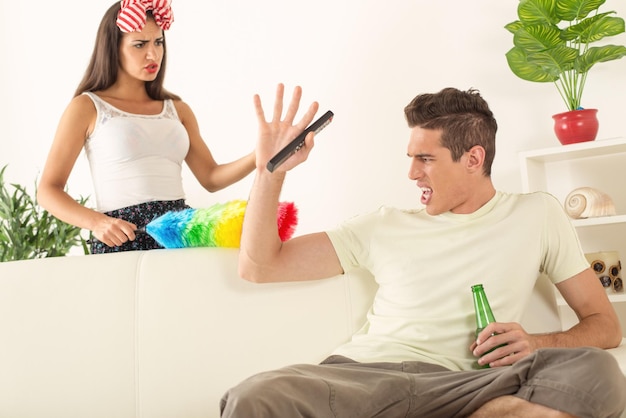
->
[1,0,625,236]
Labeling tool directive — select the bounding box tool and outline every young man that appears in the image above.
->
[221,84,626,417]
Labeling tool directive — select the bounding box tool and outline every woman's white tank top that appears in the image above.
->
[83,92,190,212]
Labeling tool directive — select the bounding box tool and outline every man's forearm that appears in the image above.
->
[534,312,622,349]
[238,170,287,282]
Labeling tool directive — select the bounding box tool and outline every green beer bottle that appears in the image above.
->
[471,283,499,369]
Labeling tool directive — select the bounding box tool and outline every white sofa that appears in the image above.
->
[0,247,624,418]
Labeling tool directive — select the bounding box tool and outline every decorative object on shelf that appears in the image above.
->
[564,186,616,219]
[145,199,298,249]
[552,108,599,145]
[504,0,626,145]
[585,251,623,293]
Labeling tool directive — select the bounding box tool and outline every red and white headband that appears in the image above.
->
[116,0,174,33]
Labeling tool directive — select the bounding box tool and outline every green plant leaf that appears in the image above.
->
[576,44,626,72]
[555,0,606,21]
[529,45,579,73]
[563,13,625,42]
[0,164,90,262]
[519,0,558,26]
[506,0,626,110]
[505,20,525,34]
[506,46,561,82]
[514,24,564,52]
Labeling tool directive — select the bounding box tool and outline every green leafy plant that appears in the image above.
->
[505,0,626,111]
[0,165,89,262]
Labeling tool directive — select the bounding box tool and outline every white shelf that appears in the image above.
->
[520,136,626,210]
[520,136,626,163]
[520,136,626,334]
[571,214,626,227]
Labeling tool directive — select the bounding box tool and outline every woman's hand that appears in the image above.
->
[91,215,138,247]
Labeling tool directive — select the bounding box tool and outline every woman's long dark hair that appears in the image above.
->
[74,1,180,100]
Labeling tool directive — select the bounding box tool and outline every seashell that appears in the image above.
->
[564,187,616,219]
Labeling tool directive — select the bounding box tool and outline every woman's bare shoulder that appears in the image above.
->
[65,93,97,115]
[172,99,197,123]
[58,93,98,138]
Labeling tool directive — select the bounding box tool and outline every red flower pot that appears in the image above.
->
[552,109,599,145]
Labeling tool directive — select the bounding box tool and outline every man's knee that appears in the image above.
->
[561,348,625,391]
[220,372,285,416]
[578,348,626,409]
[528,347,626,417]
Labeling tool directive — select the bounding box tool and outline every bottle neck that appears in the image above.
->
[472,285,496,329]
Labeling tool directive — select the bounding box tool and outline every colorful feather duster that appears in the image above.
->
[145,200,298,249]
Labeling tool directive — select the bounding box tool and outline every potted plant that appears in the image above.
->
[505,0,626,145]
[0,165,89,262]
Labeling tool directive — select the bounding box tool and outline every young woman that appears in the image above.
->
[38,0,255,254]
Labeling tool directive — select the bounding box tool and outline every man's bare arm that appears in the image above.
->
[238,84,343,283]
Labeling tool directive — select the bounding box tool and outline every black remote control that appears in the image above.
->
[266,110,334,172]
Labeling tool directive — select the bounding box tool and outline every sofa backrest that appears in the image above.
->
[0,247,566,418]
